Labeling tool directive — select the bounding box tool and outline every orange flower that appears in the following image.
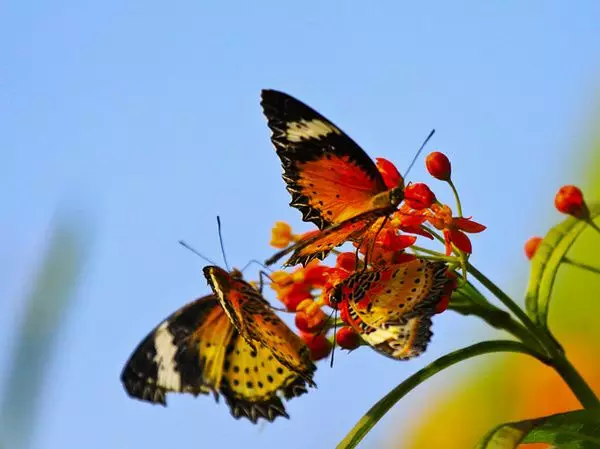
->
[303,261,330,288]
[376,157,404,189]
[404,183,436,210]
[280,284,313,311]
[270,221,293,248]
[270,269,313,311]
[426,204,486,255]
[295,299,327,332]
[391,208,433,240]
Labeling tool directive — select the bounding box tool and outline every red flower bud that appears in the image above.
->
[301,332,332,361]
[524,236,543,260]
[376,157,404,189]
[555,185,588,218]
[335,327,361,350]
[404,183,436,210]
[425,151,452,181]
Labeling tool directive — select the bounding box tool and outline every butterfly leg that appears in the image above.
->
[363,216,390,270]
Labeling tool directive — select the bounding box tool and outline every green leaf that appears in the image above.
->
[525,203,600,327]
[336,341,539,449]
[475,409,600,449]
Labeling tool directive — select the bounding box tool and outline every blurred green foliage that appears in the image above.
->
[0,208,94,449]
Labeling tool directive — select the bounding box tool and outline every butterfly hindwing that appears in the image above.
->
[357,314,435,360]
[265,211,387,267]
[220,332,311,423]
[333,259,448,360]
[261,89,387,230]
[203,265,316,385]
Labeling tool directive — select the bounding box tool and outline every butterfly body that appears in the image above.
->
[329,259,448,360]
[121,268,316,423]
[261,89,405,267]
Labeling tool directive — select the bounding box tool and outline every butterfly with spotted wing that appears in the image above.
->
[121,268,316,423]
[328,258,449,360]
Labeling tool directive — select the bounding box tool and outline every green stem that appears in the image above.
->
[550,356,600,409]
[466,263,548,349]
[410,244,445,256]
[450,289,543,353]
[448,179,463,217]
[564,257,600,275]
[336,341,543,449]
[585,216,600,238]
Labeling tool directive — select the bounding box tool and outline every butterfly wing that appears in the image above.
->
[261,89,388,230]
[335,259,448,360]
[341,300,435,360]
[342,259,448,325]
[121,295,228,405]
[220,332,312,422]
[204,266,316,386]
[121,294,313,422]
[266,212,388,267]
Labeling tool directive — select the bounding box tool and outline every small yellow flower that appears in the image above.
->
[270,221,293,248]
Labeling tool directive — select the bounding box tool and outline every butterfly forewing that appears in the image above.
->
[203,265,316,385]
[261,89,387,230]
[121,295,221,405]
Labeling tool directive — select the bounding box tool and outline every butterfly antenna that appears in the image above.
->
[241,259,273,274]
[216,216,231,271]
[402,129,435,179]
[178,240,218,265]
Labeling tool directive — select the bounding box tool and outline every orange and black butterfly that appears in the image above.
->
[121,267,316,423]
[261,89,407,267]
[328,259,448,360]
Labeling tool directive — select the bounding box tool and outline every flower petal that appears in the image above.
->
[454,217,486,233]
[449,229,472,253]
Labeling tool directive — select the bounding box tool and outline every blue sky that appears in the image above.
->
[1,1,599,448]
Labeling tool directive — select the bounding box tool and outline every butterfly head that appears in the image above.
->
[229,268,243,280]
[328,283,344,309]
[389,185,405,207]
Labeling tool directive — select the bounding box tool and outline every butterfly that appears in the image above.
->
[121,268,316,423]
[261,89,406,267]
[328,259,449,360]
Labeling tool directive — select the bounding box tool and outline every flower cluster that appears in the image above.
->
[267,152,483,361]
